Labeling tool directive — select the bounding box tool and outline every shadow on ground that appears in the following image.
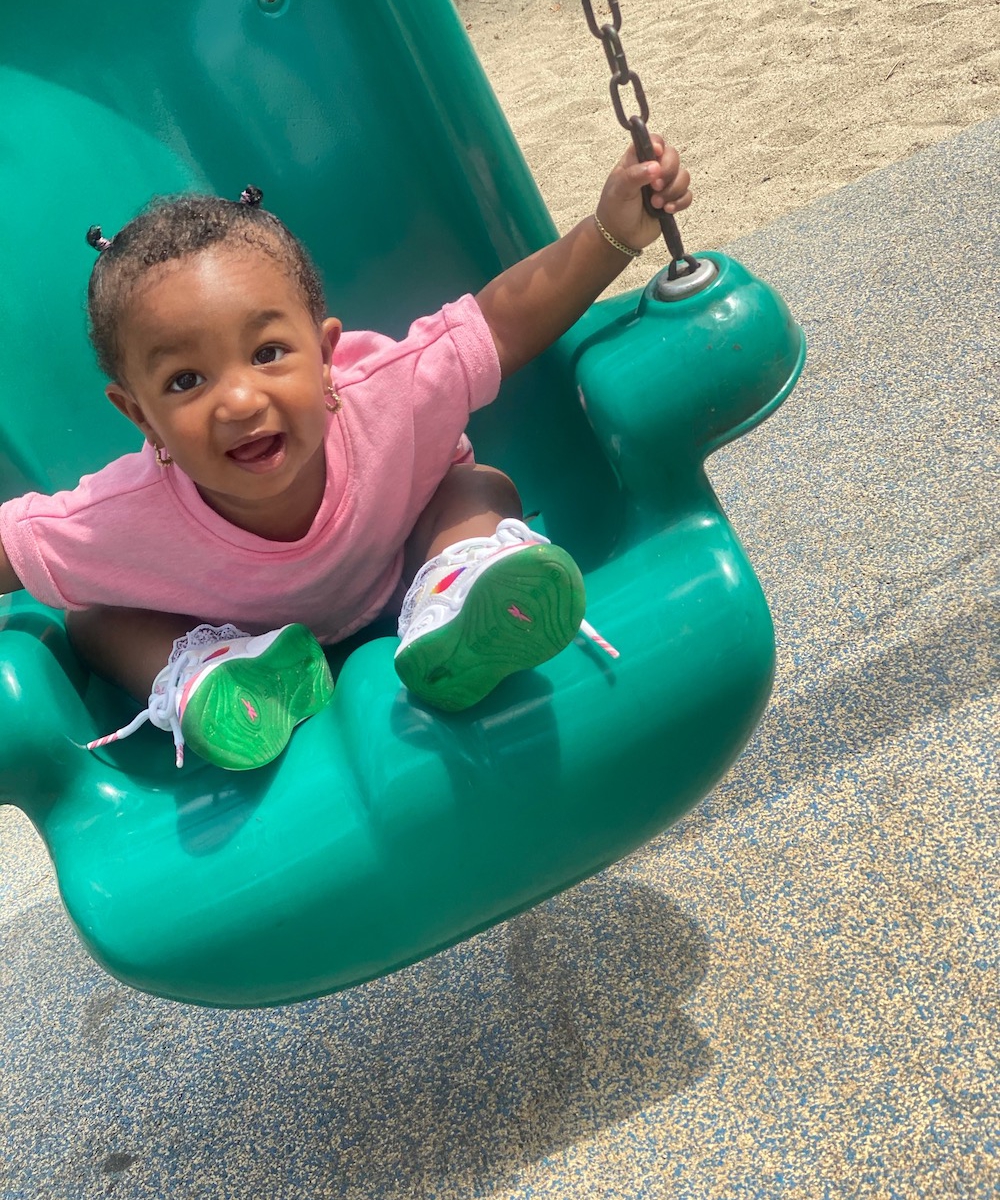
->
[1,871,711,1198]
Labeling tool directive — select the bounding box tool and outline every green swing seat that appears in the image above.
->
[0,0,804,1006]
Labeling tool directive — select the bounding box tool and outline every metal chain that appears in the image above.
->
[581,0,698,279]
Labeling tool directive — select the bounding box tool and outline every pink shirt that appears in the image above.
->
[0,295,501,643]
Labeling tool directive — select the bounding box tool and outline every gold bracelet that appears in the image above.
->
[594,214,642,258]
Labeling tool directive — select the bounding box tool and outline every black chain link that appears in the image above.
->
[581,0,697,278]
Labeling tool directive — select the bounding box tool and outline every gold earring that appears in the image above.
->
[155,445,173,467]
[325,384,342,416]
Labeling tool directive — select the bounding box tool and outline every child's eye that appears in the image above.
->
[254,345,287,366]
[167,371,205,393]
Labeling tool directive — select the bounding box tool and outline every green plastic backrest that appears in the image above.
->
[0,0,804,1007]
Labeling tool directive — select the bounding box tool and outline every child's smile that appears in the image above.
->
[227,430,286,469]
[105,245,341,541]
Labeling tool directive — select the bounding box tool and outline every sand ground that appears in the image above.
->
[456,0,999,290]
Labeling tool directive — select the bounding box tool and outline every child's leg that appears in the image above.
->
[68,607,333,770]
[400,464,523,585]
[67,606,202,702]
[395,465,587,712]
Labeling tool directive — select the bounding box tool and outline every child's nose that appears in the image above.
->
[216,375,267,422]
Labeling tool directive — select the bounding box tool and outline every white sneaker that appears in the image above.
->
[394,518,589,711]
[86,623,334,770]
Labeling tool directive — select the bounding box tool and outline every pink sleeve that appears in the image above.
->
[334,294,500,422]
[0,452,161,613]
[438,294,502,413]
[0,493,85,609]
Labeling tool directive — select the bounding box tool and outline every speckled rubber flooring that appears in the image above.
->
[2,119,997,1200]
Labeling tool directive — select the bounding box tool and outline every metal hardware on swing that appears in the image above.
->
[581,0,699,280]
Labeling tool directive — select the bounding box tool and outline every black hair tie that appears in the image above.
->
[239,186,263,208]
[86,225,114,253]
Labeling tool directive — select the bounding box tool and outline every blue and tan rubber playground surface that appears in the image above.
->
[2,9,997,1200]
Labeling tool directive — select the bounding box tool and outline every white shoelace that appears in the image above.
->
[85,647,206,769]
[85,623,249,769]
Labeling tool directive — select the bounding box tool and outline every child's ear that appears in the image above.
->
[320,317,342,369]
[105,382,156,442]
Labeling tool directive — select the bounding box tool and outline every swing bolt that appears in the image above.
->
[580,0,698,279]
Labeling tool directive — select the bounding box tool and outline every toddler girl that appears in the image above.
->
[0,139,691,770]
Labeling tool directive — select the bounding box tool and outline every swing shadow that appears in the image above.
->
[712,585,998,823]
[1,870,711,1199]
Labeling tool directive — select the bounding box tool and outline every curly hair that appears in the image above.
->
[86,188,326,381]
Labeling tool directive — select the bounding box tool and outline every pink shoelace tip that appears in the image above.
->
[579,619,620,658]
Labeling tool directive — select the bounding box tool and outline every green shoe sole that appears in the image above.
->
[395,545,586,713]
[181,624,335,771]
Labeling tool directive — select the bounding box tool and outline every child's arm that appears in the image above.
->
[476,136,692,378]
[0,537,24,596]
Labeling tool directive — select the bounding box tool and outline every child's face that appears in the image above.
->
[106,245,341,539]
